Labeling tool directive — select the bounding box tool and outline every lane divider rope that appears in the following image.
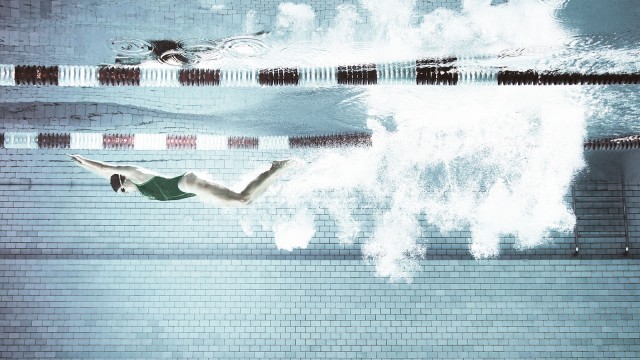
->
[584,135,640,150]
[0,132,372,150]
[0,131,630,151]
[1,60,638,87]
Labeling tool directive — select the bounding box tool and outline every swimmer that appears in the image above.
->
[67,154,293,206]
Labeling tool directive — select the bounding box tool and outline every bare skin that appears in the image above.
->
[67,154,293,206]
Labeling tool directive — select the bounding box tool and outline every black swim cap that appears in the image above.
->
[110,174,123,192]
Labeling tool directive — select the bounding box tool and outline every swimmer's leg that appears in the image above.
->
[178,172,247,206]
[178,160,293,206]
[239,160,293,204]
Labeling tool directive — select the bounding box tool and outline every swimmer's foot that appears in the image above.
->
[271,159,297,171]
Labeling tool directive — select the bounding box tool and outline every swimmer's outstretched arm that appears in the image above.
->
[67,154,156,182]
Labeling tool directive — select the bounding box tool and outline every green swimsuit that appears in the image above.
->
[134,174,196,201]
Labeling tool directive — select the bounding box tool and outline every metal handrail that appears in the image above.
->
[622,180,630,256]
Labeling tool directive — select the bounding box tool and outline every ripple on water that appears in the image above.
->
[108,37,153,59]
[107,36,271,67]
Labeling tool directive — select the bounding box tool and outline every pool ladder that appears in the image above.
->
[571,181,631,258]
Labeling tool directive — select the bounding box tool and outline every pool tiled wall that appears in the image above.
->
[1,259,638,359]
[2,145,638,360]
[0,149,637,261]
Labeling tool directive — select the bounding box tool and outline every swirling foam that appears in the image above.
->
[256,0,586,282]
[268,86,585,282]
